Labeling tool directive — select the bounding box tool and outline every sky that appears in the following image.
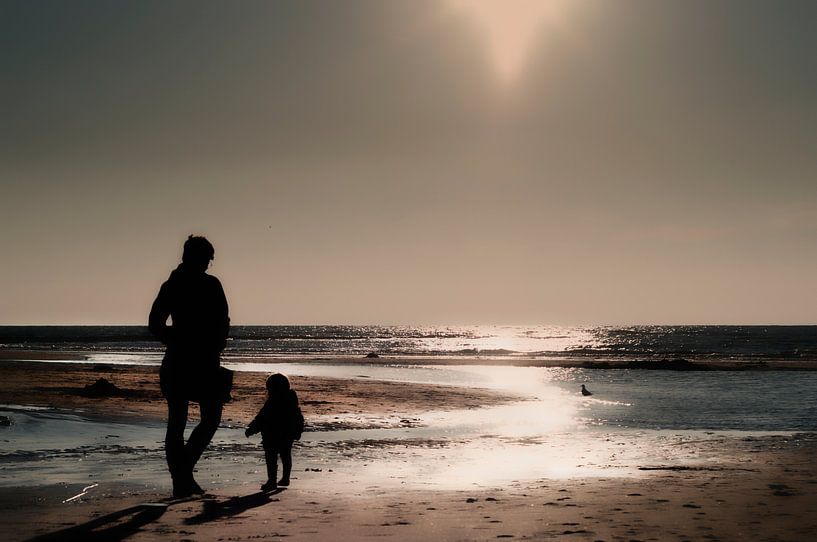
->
[1,0,816,325]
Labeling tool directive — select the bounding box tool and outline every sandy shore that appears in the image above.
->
[2,358,817,541]
[4,435,817,541]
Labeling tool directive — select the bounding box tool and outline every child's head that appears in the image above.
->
[265,373,290,394]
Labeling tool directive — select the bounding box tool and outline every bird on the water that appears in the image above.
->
[581,384,592,396]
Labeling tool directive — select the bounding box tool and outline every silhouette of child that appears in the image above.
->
[245,373,304,491]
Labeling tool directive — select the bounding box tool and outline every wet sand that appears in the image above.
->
[2,357,817,541]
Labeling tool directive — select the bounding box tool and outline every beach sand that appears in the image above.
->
[2,358,817,541]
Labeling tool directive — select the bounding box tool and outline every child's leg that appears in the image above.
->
[263,441,279,483]
[279,440,293,484]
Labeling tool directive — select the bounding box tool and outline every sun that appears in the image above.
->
[449,0,567,83]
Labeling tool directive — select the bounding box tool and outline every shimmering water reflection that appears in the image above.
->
[243,363,817,432]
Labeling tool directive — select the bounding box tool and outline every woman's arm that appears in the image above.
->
[148,282,172,345]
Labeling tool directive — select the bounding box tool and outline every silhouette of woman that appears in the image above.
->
[149,235,230,498]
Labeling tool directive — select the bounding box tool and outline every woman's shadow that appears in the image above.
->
[28,490,283,540]
[29,502,171,541]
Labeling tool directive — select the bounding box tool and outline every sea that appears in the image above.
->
[2,324,817,362]
[3,325,817,490]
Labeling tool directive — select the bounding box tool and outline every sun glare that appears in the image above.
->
[449,0,565,83]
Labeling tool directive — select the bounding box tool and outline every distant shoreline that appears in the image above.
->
[2,349,817,371]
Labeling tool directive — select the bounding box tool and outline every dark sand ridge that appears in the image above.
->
[0,359,522,427]
[4,348,817,370]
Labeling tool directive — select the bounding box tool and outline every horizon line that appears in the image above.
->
[1,322,816,328]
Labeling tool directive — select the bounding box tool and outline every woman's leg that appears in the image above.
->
[165,398,191,495]
[186,399,223,469]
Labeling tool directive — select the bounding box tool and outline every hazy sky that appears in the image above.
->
[2,0,816,325]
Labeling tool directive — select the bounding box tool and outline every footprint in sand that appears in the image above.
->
[768,483,797,496]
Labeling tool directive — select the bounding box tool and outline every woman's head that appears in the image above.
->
[182,235,215,272]
[266,373,290,394]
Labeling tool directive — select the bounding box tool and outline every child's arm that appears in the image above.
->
[245,415,261,437]
[246,400,273,437]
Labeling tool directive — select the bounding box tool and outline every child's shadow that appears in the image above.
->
[185,489,284,525]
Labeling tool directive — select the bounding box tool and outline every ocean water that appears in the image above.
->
[2,324,817,361]
[3,325,817,489]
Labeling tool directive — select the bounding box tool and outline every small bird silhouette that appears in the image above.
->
[581,384,592,396]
